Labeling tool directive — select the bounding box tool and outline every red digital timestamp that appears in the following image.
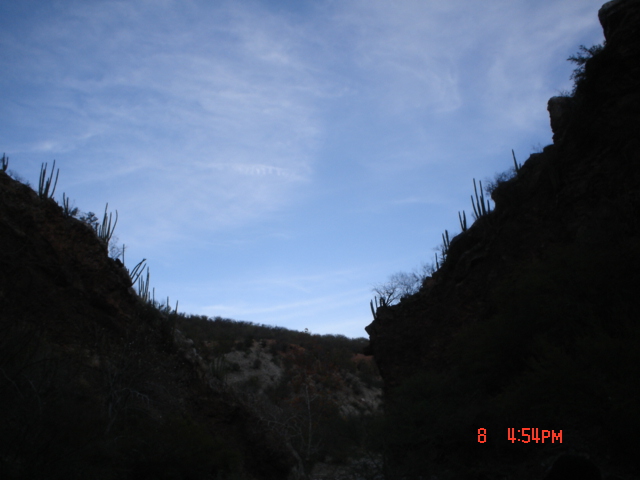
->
[477,428,562,443]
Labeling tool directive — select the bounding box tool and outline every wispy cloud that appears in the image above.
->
[0,0,608,338]
[4,0,330,243]
[326,0,603,128]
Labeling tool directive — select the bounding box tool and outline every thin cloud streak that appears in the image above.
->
[200,286,372,330]
[4,0,324,242]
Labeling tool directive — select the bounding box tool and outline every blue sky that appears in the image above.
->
[1,0,605,338]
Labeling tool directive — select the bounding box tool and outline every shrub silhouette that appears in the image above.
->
[568,44,604,96]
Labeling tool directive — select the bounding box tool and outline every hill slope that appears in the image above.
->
[0,168,297,479]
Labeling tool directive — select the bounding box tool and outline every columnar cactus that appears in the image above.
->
[512,149,522,174]
[471,178,492,220]
[458,211,467,232]
[38,160,59,200]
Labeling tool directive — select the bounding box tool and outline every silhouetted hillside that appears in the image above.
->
[0,163,305,479]
[366,1,640,479]
[0,158,383,479]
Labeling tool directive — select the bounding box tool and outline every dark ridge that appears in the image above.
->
[366,1,640,479]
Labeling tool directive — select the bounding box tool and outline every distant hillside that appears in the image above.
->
[0,155,382,479]
[366,1,640,479]
[173,314,384,477]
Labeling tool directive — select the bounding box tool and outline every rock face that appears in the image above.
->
[599,0,640,44]
[547,95,574,143]
[366,1,640,479]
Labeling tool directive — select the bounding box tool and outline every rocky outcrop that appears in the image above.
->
[599,0,640,44]
[366,1,640,479]
[547,95,574,143]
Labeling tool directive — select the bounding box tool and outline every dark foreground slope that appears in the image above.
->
[366,1,640,479]
[0,172,295,478]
